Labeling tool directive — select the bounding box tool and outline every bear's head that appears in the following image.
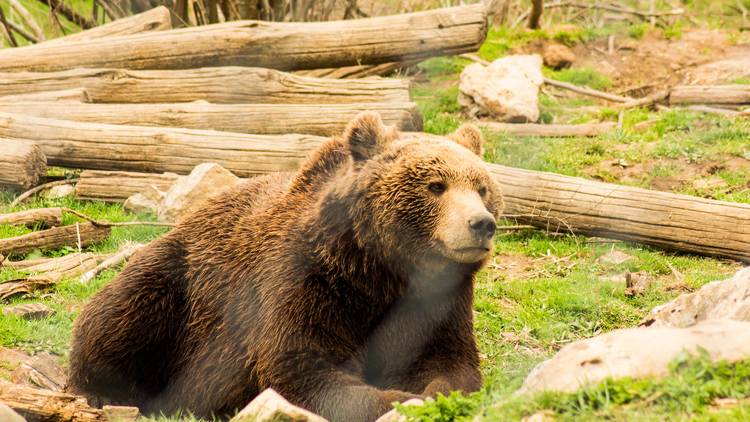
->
[326,112,503,271]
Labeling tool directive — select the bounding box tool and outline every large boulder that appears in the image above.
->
[519,319,750,394]
[231,388,327,422]
[458,55,543,122]
[642,267,750,328]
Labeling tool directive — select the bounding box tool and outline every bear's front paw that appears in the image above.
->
[374,398,425,422]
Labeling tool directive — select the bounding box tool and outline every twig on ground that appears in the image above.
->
[6,19,40,43]
[8,0,44,41]
[460,53,490,66]
[544,78,633,103]
[79,242,144,283]
[60,208,175,228]
[37,0,96,29]
[10,179,79,207]
[0,7,19,47]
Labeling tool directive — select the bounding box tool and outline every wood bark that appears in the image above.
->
[0,254,99,300]
[478,122,616,137]
[0,380,110,422]
[669,85,750,105]
[0,223,111,256]
[0,67,411,104]
[0,112,326,177]
[75,170,179,202]
[0,101,423,136]
[295,60,422,79]
[10,112,741,263]
[0,88,89,103]
[490,163,750,263]
[0,208,63,228]
[44,6,171,45]
[0,139,47,193]
[0,4,488,72]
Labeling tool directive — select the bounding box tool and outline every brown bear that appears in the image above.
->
[68,112,503,422]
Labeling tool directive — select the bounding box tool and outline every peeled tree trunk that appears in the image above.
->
[0,67,411,104]
[0,102,423,136]
[0,4,488,72]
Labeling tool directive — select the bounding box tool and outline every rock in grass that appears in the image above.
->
[2,303,55,320]
[231,388,327,422]
[518,319,750,394]
[458,55,543,122]
[158,163,240,223]
[542,43,575,70]
[643,267,750,328]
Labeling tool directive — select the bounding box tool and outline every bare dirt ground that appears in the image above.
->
[575,29,750,94]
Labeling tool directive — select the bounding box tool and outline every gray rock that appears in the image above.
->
[519,319,750,394]
[157,163,240,223]
[231,388,327,422]
[643,266,750,328]
[458,55,543,122]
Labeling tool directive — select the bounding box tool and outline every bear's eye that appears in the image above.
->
[428,182,447,194]
[478,186,488,197]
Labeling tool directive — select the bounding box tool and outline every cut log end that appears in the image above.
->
[0,139,47,192]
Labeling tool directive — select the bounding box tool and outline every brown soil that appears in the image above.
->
[588,155,750,193]
[519,29,750,95]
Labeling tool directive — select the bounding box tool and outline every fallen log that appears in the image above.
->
[491,163,750,263]
[478,122,616,137]
[44,6,171,45]
[0,139,46,192]
[0,254,99,300]
[0,223,111,256]
[0,88,89,103]
[0,208,63,228]
[0,4,488,72]
[79,243,144,283]
[0,101,423,136]
[669,85,750,105]
[0,112,325,177]
[76,170,179,202]
[0,380,120,422]
[0,67,411,104]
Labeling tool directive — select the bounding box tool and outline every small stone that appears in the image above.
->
[42,184,75,199]
[103,405,140,421]
[2,303,55,320]
[458,55,543,122]
[0,403,26,422]
[624,271,652,296]
[692,177,728,190]
[542,43,576,70]
[232,388,327,422]
[375,399,425,422]
[158,163,240,223]
[598,250,633,265]
[522,411,555,422]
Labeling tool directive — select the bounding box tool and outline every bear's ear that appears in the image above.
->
[344,112,394,162]
[448,124,484,157]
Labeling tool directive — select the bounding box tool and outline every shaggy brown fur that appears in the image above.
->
[68,112,503,422]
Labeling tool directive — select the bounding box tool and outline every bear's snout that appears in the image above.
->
[468,213,497,239]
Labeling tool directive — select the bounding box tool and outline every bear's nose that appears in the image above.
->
[469,214,497,238]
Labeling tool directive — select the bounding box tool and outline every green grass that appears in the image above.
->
[412,352,750,421]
